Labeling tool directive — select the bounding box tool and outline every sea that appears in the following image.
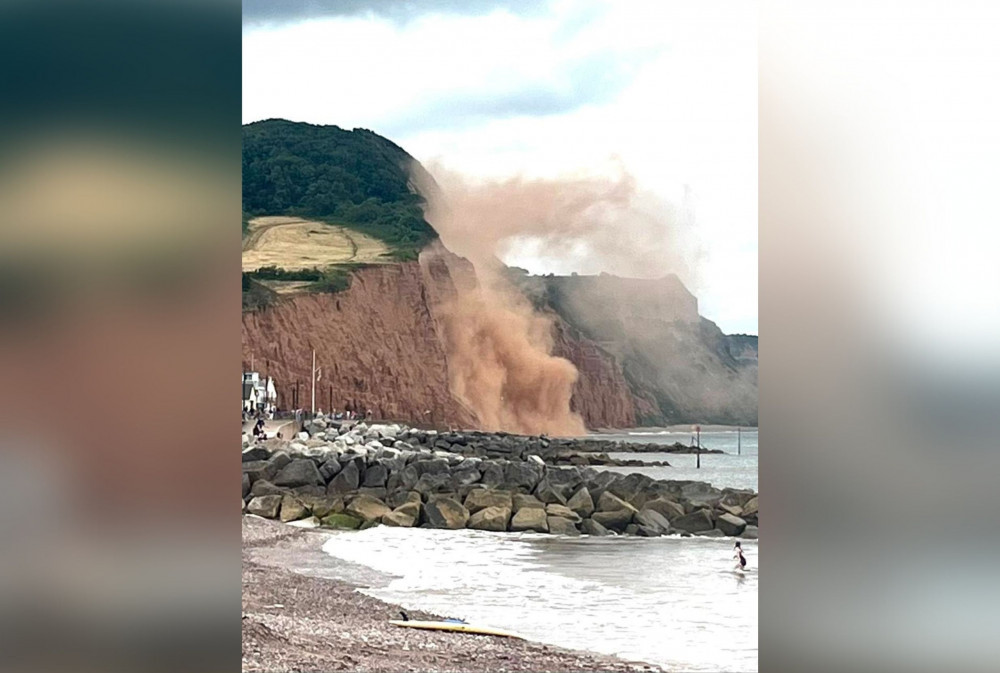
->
[321,427,759,672]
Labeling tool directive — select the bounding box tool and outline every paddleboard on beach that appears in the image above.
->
[388,620,524,639]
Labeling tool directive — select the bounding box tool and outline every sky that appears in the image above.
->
[243,0,758,334]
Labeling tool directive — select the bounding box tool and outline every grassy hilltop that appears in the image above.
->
[241,120,439,308]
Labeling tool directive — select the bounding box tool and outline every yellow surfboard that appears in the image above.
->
[388,620,524,639]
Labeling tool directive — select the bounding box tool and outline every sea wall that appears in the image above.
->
[241,419,758,539]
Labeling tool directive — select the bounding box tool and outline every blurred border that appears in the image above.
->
[0,1,240,671]
[761,1,1000,671]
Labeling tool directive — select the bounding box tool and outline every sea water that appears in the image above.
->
[596,427,758,492]
[319,426,759,671]
[322,527,758,672]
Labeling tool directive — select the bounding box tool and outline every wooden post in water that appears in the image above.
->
[696,425,701,469]
[738,426,742,455]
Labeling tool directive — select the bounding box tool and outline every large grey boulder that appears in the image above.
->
[597,491,637,514]
[534,479,569,505]
[591,508,634,532]
[547,516,581,536]
[299,495,344,519]
[510,507,549,533]
[566,487,595,519]
[586,470,620,500]
[643,496,685,521]
[327,461,361,495]
[361,463,388,487]
[504,462,542,493]
[414,472,455,495]
[545,504,582,523]
[607,472,655,508]
[452,463,481,487]
[740,525,759,539]
[422,498,470,529]
[246,495,282,519]
[672,508,715,533]
[386,489,422,509]
[250,479,288,498]
[242,473,250,498]
[715,513,747,537]
[580,518,610,536]
[273,459,324,488]
[382,501,420,527]
[479,462,506,488]
[346,495,391,522]
[467,506,512,532]
[635,508,671,535]
[464,489,513,514]
[512,493,545,512]
[742,496,758,518]
[279,495,308,522]
[242,460,277,484]
[242,447,271,462]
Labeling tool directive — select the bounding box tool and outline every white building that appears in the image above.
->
[242,372,277,415]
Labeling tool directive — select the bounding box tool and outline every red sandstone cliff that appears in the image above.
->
[242,262,478,428]
[241,260,642,431]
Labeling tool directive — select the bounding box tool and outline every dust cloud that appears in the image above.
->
[415,164,697,436]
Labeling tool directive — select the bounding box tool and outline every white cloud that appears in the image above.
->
[243,0,757,333]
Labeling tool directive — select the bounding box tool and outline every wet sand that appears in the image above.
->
[242,516,662,672]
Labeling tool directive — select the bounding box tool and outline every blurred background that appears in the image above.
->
[761,1,1000,671]
[0,1,239,671]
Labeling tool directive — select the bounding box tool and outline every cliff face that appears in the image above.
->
[242,261,757,430]
[241,262,477,428]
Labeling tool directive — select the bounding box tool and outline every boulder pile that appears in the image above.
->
[241,420,758,539]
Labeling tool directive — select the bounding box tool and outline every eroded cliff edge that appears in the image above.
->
[242,260,756,430]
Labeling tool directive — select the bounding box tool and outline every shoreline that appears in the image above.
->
[242,515,663,672]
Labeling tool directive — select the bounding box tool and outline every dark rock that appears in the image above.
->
[242,460,276,484]
[566,487,595,519]
[545,504,582,523]
[357,486,388,500]
[468,506,512,532]
[607,472,655,508]
[321,512,362,530]
[547,516,581,536]
[586,470,620,500]
[741,525,758,539]
[273,459,324,488]
[637,525,662,537]
[580,518,610,536]
[510,507,548,533]
[327,461,360,495]
[346,494,391,522]
[464,489,513,514]
[246,495,282,519]
[452,464,482,487]
[715,513,747,537]
[242,473,250,498]
[672,508,715,533]
[479,462,505,488]
[382,502,420,527]
[414,472,455,495]
[422,498,470,529]
[415,458,450,476]
[251,479,288,498]
[362,463,388,487]
[292,485,326,497]
[596,491,637,514]
[300,495,344,518]
[534,479,569,505]
[512,493,545,512]
[635,509,671,535]
[643,496,685,521]
[624,524,640,535]
[279,495,308,522]
[318,459,342,481]
[503,462,542,493]
[592,508,634,532]
[386,490,422,508]
[696,528,726,537]
[242,447,270,462]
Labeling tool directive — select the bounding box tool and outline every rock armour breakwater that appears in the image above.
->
[241,418,758,539]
